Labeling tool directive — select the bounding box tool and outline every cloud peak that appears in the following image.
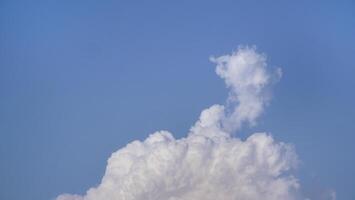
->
[56,46,304,200]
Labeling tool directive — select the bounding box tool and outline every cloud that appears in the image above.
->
[56,46,304,200]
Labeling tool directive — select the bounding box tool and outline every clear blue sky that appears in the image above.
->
[1,0,354,199]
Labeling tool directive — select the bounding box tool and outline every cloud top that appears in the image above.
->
[56,46,303,200]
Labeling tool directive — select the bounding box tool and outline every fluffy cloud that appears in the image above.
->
[56,46,304,200]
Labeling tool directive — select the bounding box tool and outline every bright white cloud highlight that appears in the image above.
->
[56,46,305,200]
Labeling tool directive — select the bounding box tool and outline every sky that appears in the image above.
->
[1,0,355,200]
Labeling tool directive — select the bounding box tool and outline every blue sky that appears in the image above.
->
[1,0,355,199]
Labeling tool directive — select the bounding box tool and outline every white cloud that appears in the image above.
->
[209,46,281,133]
[56,46,305,200]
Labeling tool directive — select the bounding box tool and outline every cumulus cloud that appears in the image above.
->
[56,46,304,200]
[193,46,281,136]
